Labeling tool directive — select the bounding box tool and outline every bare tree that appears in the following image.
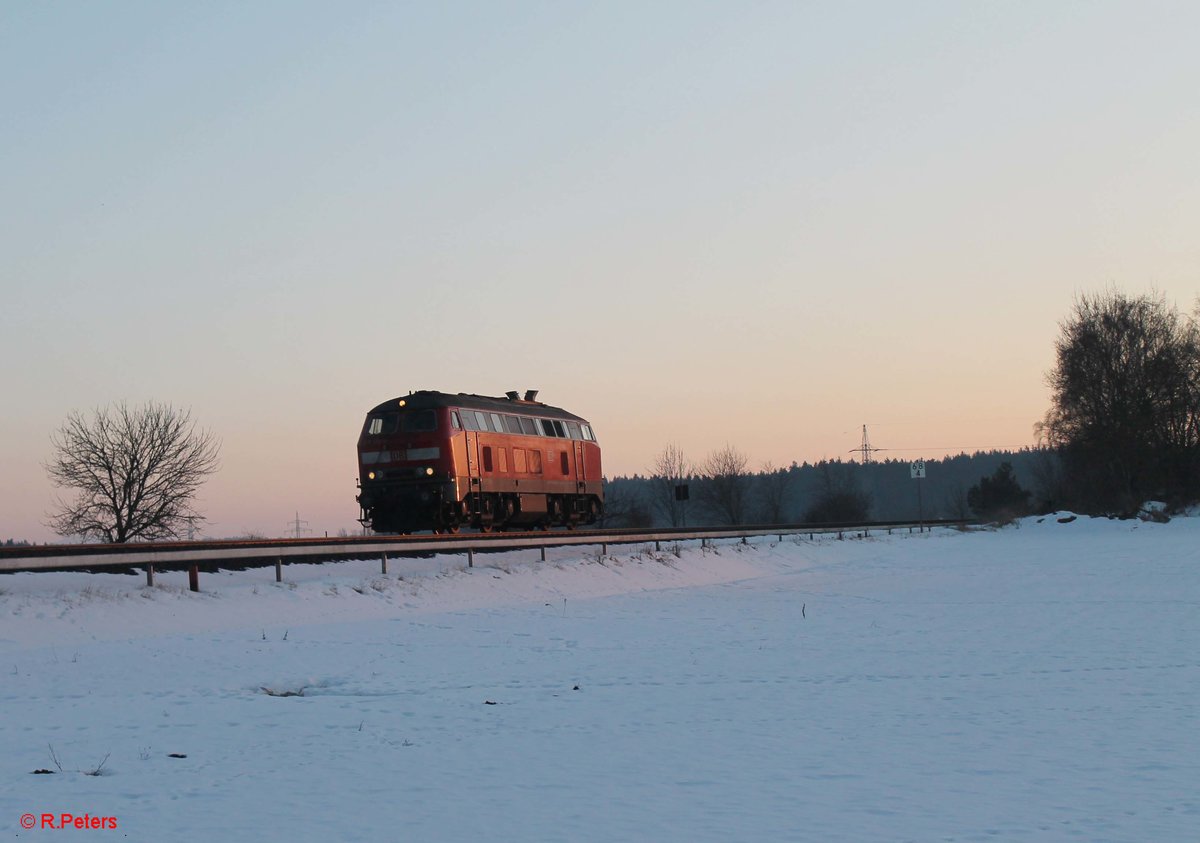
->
[598,477,653,528]
[802,460,871,523]
[648,443,692,526]
[755,461,795,523]
[696,444,750,524]
[1041,290,1200,511]
[45,402,221,543]
[942,483,971,520]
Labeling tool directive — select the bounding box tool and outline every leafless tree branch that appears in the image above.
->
[44,402,221,542]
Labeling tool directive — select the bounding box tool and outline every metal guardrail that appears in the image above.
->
[0,520,970,589]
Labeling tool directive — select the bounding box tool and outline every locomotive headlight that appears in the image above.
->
[367,471,377,481]
[424,467,434,476]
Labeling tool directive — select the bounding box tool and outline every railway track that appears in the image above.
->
[0,519,970,588]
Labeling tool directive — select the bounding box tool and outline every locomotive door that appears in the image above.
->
[464,430,482,517]
[574,440,586,487]
[465,431,480,479]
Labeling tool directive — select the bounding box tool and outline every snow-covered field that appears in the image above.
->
[2,517,1196,842]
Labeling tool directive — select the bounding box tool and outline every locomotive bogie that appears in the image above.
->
[356,391,602,533]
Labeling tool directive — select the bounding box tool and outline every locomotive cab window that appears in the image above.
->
[519,417,537,436]
[401,410,437,433]
[451,412,462,430]
[367,413,399,435]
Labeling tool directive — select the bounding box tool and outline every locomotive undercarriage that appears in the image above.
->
[359,481,601,534]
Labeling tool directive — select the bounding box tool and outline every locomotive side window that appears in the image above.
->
[367,413,399,435]
[529,450,543,474]
[519,417,537,436]
[489,413,504,433]
[581,424,595,441]
[451,412,462,431]
[553,420,567,437]
[513,448,528,473]
[474,411,489,430]
[560,451,569,474]
[482,446,494,473]
[503,415,522,434]
[459,410,479,431]
[567,422,581,439]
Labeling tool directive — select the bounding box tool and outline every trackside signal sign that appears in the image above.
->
[910,460,926,479]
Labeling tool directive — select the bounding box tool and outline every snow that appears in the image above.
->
[2,518,1197,841]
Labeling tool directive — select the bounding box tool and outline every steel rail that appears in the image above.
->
[0,520,970,575]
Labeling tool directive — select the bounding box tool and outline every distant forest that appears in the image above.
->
[601,449,1050,528]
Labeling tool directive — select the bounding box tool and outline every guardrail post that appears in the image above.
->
[189,564,199,592]
[381,552,388,575]
[146,564,154,587]
[601,543,607,556]
[655,541,660,551]
[540,547,546,562]
[275,558,282,583]
[468,547,474,568]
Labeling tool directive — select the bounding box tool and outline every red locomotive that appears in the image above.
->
[356,390,603,533]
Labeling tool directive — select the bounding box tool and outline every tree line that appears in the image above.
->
[600,448,1046,528]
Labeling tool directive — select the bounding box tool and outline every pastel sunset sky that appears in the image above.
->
[3,1,1198,540]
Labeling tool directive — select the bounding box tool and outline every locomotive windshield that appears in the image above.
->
[366,409,437,435]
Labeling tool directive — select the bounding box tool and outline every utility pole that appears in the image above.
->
[851,424,884,464]
[286,512,310,540]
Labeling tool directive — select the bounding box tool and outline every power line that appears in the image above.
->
[881,446,1033,452]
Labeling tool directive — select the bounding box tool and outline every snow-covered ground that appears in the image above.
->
[2,517,1196,841]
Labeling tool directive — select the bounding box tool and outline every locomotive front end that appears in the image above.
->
[356,398,460,533]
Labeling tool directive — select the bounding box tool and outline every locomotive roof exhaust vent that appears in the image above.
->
[505,391,520,401]
[524,389,539,402]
